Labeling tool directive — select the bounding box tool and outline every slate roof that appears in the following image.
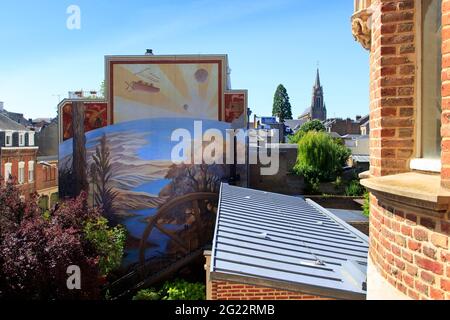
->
[210,184,369,300]
[0,113,29,131]
[284,119,307,132]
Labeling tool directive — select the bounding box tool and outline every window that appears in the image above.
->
[18,162,25,184]
[4,163,12,182]
[5,132,12,146]
[28,161,34,182]
[19,133,24,146]
[28,132,34,146]
[412,0,443,172]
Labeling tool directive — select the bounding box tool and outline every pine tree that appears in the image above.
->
[272,84,293,122]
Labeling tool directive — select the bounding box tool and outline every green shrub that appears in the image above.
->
[133,289,160,301]
[345,180,366,197]
[160,279,205,300]
[294,131,351,187]
[83,217,126,276]
[363,192,370,217]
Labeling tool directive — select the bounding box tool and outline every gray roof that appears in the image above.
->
[352,155,370,163]
[0,113,29,131]
[211,184,369,300]
[327,209,369,223]
[284,119,307,132]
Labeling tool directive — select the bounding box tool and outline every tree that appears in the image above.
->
[294,131,351,193]
[272,84,293,122]
[289,119,326,144]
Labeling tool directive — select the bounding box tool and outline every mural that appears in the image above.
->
[61,102,108,141]
[108,57,226,123]
[59,118,232,268]
[225,90,247,127]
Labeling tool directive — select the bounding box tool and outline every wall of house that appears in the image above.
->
[210,281,331,300]
[364,0,450,300]
[0,148,38,199]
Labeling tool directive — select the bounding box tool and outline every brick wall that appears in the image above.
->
[35,161,58,192]
[211,281,331,300]
[369,0,416,178]
[366,0,450,300]
[369,194,450,299]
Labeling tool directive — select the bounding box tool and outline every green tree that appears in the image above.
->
[294,131,351,193]
[289,119,326,143]
[272,84,293,122]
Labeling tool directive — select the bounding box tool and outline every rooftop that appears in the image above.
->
[210,184,369,300]
[0,113,29,131]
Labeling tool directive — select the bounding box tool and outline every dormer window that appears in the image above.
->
[28,132,35,146]
[19,132,25,146]
[5,132,12,146]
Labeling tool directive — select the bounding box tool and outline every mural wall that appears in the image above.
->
[59,55,245,270]
[225,90,247,127]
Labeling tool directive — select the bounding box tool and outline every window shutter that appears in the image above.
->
[12,132,19,147]
[0,132,5,147]
[25,133,29,146]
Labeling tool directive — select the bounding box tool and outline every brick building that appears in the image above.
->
[324,115,369,136]
[35,156,59,210]
[352,0,450,299]
[0,113,38,199]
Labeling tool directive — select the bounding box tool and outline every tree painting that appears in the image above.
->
[91,134,117,219]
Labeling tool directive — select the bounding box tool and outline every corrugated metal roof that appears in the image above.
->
[210,184,369,300]
[352,155,370,163]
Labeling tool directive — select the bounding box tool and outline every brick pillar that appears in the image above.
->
[369,0,416,178]
[442,0,450,188]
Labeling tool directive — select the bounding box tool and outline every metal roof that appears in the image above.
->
[352,155,370,163]
[210,184,369,300]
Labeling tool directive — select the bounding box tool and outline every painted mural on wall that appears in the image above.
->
[108,57,226,123]
[225,90,247,127]
[59,118,231,267]
[61,102,108,141]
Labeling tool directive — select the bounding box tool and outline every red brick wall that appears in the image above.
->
[35,161,58,192]
[211,281,332,300]
[366,0,450,300]
[369,195,450,299]
[0,148,37,199]
[369,0,416,178]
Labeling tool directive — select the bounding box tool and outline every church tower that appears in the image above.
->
[310,69,327,121]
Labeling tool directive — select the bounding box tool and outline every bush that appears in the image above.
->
[363,192,370,217]
[133,289,160,301]
[294,131,351,189]
[84,217,126,276]
[345,180,366,197]
[160,279,205,300]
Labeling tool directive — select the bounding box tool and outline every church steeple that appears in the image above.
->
[315,68,321,88]
[310,68,327,121]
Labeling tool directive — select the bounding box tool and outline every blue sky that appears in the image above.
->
[0,0,369,120]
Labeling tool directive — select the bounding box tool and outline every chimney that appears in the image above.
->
[145,49,154,56]
[0,101,4,112]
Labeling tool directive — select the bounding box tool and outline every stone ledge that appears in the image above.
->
[361,172,450,216]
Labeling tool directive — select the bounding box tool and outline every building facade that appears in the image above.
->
[352,0,450,299]
[0,113,38,199]
[299,69,327,122]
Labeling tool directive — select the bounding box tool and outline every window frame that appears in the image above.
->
[411,0,443,173]
[18,161,25,184]
[28,161,34,182]
[4,162,12,182]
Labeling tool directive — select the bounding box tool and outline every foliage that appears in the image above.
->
[288,120,326,144]
[272,84,293,122]
[294,131,351,191]
[91,134,117,217]
[133,289,161,301]
[0,183,126,300]
[363,192,370,217]
[345,180,366,197]
[84,217,126,276]
[160,279,206,300]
